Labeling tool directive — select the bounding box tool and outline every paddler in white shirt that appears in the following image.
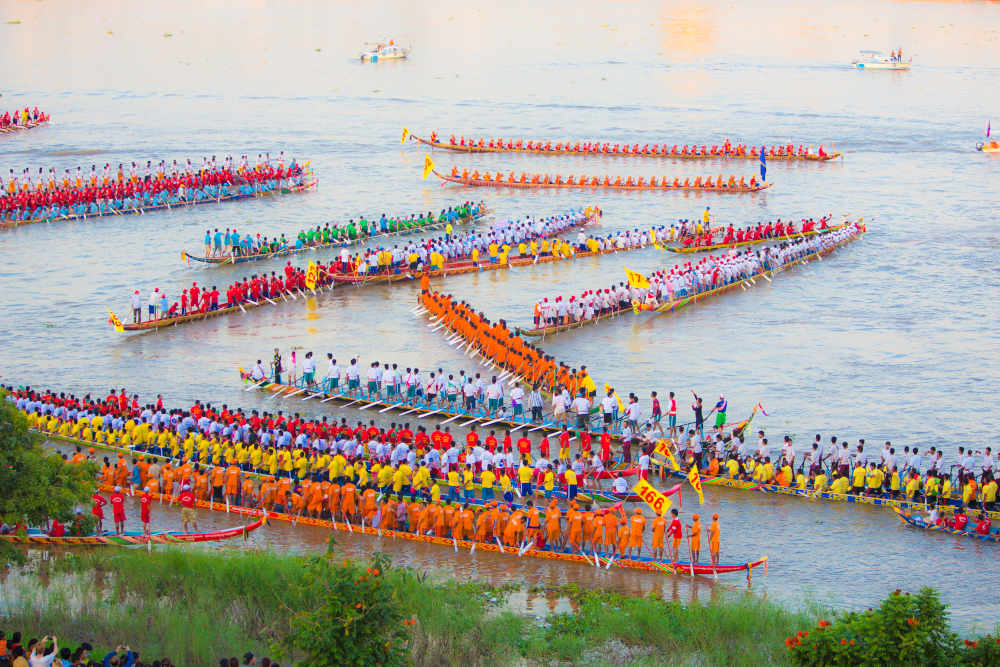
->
[324,355,340,392]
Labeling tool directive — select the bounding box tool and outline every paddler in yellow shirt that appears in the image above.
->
[851,464,866,493]
[499,470,514,503]
[865,463,884,495]
[447,467,461,502]
[295,453,310,480]
[462,464,475,501]
[982,478,997,510]
[813,471,828,495]
[377,463,394,494]
[517,460,534,497]
[904,473,921,500]
[830,474,850,495]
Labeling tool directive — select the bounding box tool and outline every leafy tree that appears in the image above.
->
[0,398,96,526]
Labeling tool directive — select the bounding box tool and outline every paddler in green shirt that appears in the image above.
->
[359,217,369,236]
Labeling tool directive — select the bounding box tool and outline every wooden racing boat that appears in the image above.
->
[893,507,999,543]
[0,516,265,546]
[432,169,770,193]
[515,229,866,338]
[3,176,318,230]
[114,281,336,333]
[666,468,1000,523]
[329,239,642,287]
[181,207,490,266]
[0,117,50,134]
[237,367,635,442]
[409,134,840,161]
[105,482,766,578]
[664,222,849,254]
[515,305,631,337]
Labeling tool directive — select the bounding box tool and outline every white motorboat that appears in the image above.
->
[360,41,410,62]
[852,50,911,70]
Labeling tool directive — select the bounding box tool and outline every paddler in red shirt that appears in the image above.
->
[667,508,683,562]
[140,487,152,537]
[91,490,107,533]
[109,486,126,535]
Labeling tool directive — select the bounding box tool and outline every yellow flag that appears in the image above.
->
[632,479,672,515]
[654,439,680,471]
[305,261,319,290]
[649,229,657,244]
[422,155,436,180]
[603,383,625,412]
[687,465,705,504]
[107,308,124,333]
[401,127,410,144]
[624,267,649,289]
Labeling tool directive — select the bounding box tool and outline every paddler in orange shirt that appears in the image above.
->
[688,513,702,563]
[709,513,721,566]
[627,508,646,558]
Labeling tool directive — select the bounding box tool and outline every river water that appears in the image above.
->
[2,0,999,631]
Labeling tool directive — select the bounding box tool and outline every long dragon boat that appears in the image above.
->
[181,205,490,266]
[0,117,50,134]
[3,175,318,230]
[113,281,335,333]
[432,169,770,193]
[409,133,840,161]
[98,481,766,578]
[893,507,999,543]
[0,516,265,547]
[37,427,624,507]
[664,222,849,254]
[238,366,636,441]
[665,468,1000,522]
[515,228,866,338]
[329,239,647,287]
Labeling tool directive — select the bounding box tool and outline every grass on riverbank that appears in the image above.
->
[1,544,814,666]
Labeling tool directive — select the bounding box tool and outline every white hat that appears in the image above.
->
[183,483,191,490]
[114,485,121,492]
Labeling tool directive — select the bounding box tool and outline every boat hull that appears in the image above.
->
[411,135,839,161]
[893,507,998,543]
[98,482,765,577]
[0,516,264,546]
[434,170,770,193]
[3,178,318,230]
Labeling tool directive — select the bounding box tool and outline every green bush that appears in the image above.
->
[785,587,995,666]
[271,552,411,666]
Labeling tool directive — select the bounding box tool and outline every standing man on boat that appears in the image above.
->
[271,348,283,385]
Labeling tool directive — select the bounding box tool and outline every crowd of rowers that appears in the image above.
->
[334,209,675,276]
[200,201,486,259]
[529,222,866,326]
[679,215,834,249]
[430,132,831,158]
[419,291,599,395]
[447,165,760,189]
[701,429,999,530]
[126,209,597,322]
[126,262,318,323]
[12,387,722,561]
[0,153,307,221]
[0,107,48,128]
[248,347,677,444]
[13,384,995,536]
